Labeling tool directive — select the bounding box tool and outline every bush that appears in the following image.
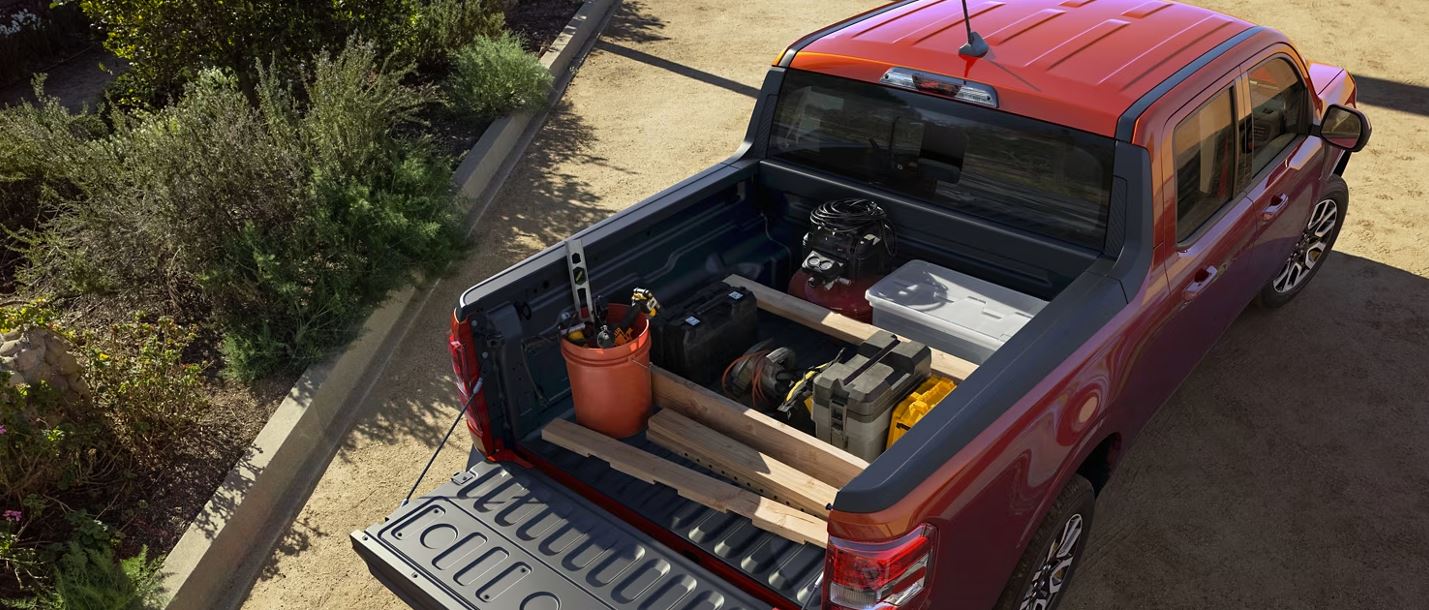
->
[1,305,110,530]
[4,516,163,610]
[446,32,553,121]
[399,0,507,68]
[82,315,205,453]
[13,41,464,379]
[81,0,413,103]
[79,0,506,105]
[0,78,106,292]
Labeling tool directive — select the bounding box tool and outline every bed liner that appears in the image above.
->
[526,428,826,606]
[351,456,770,609]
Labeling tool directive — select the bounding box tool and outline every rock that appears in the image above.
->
[56,351,81,375]
[11,346,41,373]
[0,340,20,357]
[0,328,88,401]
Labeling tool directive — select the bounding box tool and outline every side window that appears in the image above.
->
[1173,88,1237,241]
[1246,58,1309,176]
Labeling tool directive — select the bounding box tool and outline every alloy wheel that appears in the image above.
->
[1272,197,1339,294]
[1019,513,1084,610]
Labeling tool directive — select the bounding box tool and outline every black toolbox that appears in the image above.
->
[652,281,759,385]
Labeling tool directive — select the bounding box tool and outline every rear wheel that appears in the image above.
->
[992,475,1096,610]
[1254,177,1348,309]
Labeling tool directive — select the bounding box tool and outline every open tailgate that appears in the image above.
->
[351,458,765,610]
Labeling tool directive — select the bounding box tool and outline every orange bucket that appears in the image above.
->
[561,304,652,438]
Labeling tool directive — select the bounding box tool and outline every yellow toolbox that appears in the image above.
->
[886,376,956,448]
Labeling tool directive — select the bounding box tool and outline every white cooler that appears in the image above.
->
[866,260,1047,365]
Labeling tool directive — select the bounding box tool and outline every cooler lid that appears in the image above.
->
[867,260,1048,350]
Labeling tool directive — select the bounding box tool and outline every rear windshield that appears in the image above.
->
[769,69,1115,250]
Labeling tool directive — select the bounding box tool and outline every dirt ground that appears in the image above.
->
[238,0,1429,608]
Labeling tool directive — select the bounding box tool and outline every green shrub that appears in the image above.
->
[14,41,464,379]
[80,0,412,104]
[398,0,507,68]
[0,78,106,292]
[446,32,553,121]
[4,523,163,610]
[0,306,110,529]
[82,315,206,453]
[79,0,505,105]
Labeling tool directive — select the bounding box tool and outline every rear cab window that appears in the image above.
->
[768,69,1116,251]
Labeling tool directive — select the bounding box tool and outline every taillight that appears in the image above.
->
[449,311,499,458]
[825,524,934,610]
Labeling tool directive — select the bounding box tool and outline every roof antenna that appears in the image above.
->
[958,0,989,58]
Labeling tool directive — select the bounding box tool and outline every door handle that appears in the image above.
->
[1261,194,1290,222]
[1182,265,1219,302]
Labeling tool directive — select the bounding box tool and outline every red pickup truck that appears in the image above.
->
[354,1,1371,608]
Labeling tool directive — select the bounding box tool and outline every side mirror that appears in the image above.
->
[1314,104,1371,152]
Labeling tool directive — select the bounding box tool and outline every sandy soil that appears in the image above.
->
[238,0,1429,608]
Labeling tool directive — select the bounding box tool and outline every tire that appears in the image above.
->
[991,475,1096,610]
[1254,177,1348,309]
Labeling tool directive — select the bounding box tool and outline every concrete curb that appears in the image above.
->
[156,2,620,608]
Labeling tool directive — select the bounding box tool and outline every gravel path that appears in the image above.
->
[238,0,1429,608]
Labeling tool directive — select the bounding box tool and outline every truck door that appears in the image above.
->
[1236,53,1327,291]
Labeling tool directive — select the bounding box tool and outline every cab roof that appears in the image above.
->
[785,0,1254,137]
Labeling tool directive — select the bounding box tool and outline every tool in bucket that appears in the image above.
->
[561,239,660,348]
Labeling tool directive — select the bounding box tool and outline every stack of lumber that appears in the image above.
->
[540,275,980,547]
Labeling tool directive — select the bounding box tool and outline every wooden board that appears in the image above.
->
[541,418,829,548]
[723,274,978,382]
[647,410,837,518]
[651,366,867,488]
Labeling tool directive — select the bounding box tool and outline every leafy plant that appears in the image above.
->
[5,539,163,610]
[0,78,106,292]
[13,40,464,379]
[81,0,412,103]
[0,375,108,528]
[398,0,507,68]
[445,32,553,121]
[82,315,205,453]
[78,0,506,105]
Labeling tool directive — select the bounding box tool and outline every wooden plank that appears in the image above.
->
[647,410,837,518]
[723,274,978,382]
[541,419,828,548]
[651,366,867,488]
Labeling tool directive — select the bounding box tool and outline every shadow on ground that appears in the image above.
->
[1353,75,1429,117]
[602,0,669,44]
[1065,252,1429,608]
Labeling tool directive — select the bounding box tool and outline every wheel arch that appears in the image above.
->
[1075,432,1123,494]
